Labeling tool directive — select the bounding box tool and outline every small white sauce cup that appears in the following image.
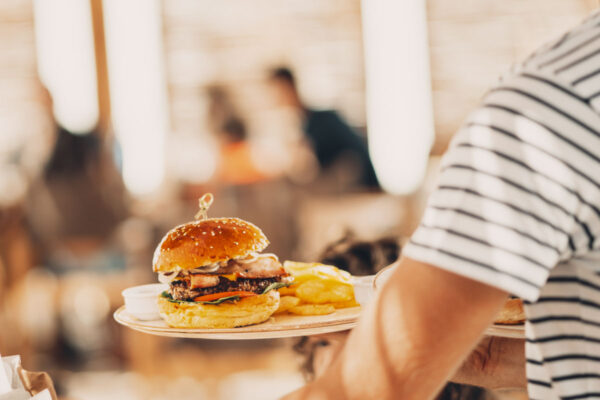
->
[353,275,375,306]
[373,264,397,290]
[122,283,168,321]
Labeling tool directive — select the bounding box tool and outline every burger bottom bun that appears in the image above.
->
[494,298,525,325]
[157,290,280,329]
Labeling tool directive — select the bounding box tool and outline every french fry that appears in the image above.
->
[282,261,358,316]
[278,285,298,296]
[330,299,360,309]
[283,261,353,285]
[288,304,335,316]
[295,280,354,304]
[274,296,301,314]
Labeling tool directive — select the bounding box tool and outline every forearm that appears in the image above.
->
[284,257,508,400]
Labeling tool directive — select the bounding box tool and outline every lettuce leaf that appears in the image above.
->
[160,291,241,305]
[262,281,292,294]
[160,281,292,306]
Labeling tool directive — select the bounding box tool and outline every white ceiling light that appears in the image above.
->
[33,0,99,134]
[361,0,434,195]
[103,0,168,196]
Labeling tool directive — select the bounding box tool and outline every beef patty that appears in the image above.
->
[170,276,282,301]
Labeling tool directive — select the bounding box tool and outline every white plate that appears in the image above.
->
[485,324,525,339]
[373,264,396,290]
[114,305,361,340]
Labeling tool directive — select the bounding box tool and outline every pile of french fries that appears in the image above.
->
[276,261,359,316]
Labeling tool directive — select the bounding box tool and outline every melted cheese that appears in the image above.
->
[221,273,238,281]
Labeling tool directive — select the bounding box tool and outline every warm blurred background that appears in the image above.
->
[0,0,598,399]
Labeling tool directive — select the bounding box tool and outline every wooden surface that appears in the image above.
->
[114,305,361,340]
[115,302,525,340]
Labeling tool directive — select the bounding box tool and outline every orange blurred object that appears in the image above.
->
[218,142,269,185]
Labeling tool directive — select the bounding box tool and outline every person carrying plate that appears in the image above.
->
[284,9,600,400]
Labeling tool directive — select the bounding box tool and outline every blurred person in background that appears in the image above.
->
[185,85,297,260]
[22,118,130,369]
[218,118,267,185]
[0,84,55,362]
[268,67,379,190]
[27,125,128,266]
[0,83,130,378]
[284,9,600,400]
[20,85,128,260]
[0,85,54,285]
[206,86,269,185]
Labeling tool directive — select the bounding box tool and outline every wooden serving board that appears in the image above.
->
[114,306,361,340]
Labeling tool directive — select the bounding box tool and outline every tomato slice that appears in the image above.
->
[193,291,257,302]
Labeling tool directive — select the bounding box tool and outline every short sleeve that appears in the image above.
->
[403,72,595,302]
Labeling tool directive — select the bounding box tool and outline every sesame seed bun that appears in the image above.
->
[152,217,269,273]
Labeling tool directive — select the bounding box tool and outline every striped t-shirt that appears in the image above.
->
[403,10,600,400]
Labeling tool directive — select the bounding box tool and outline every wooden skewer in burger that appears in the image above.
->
[155,194,292,328]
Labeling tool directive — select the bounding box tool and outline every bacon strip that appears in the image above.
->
[187,257,287,289]
[190,274,220,289]
[217,257,288,279]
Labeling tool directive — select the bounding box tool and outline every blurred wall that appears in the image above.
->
[0,0,53,208]
[427,0,599,153]
[162,0,366,143]
[0,0,52,357]
[162,0,599,156]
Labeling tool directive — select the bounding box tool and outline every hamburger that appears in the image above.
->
[494,297,525,325]
[154,217,291,328]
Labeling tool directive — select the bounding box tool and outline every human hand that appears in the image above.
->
[304,332,526,390]
[294,331,350,381]
[451,335,526,390]
[311,331,349,378]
